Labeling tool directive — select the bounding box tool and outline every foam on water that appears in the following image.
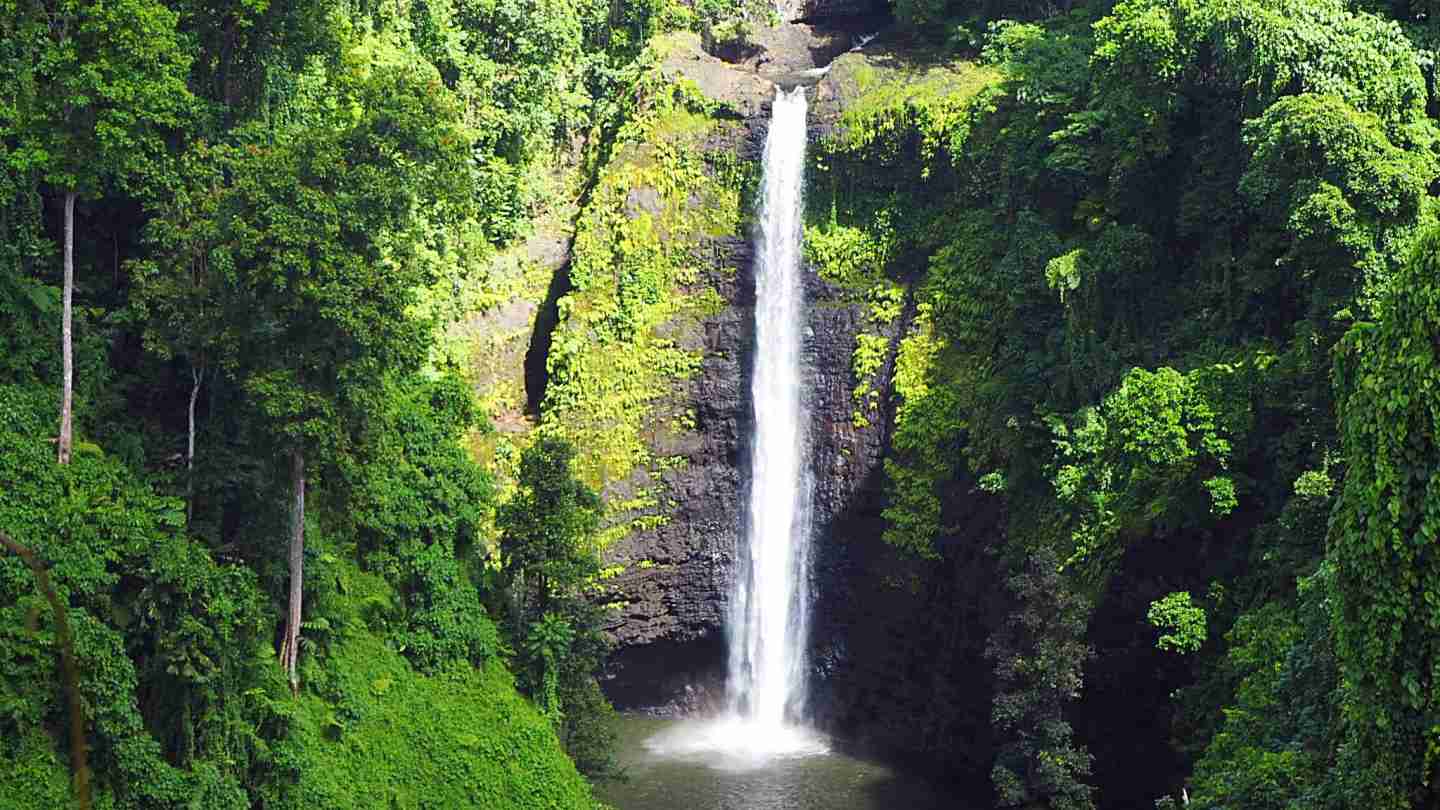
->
[643,716,829,771]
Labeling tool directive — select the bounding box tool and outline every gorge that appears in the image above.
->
[5,0,1440,808]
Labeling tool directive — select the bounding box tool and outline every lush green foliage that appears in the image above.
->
[496,437,618,776]
[1329,228,1440,808]
[0,384,277,809]
[1147,591,1207,654]
[1050,365,1241,579]
[140,50,473,459]
[0,0,731,800]
[343,374,499,673]
[268,626,596,810]
[1186,569,1338,810]
[1,0,192,196]
[834,0,1440,804]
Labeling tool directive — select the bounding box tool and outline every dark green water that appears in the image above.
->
[594,715,960,810]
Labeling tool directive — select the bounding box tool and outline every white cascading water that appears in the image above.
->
[728,84,813,730]
[645,86,826,767]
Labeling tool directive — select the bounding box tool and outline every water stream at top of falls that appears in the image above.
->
[728,84,813,732]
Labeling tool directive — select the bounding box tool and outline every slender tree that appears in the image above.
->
[130,145,229,521]
[0,529,90,808]
[147,50,472,689]
[0,0,191,463]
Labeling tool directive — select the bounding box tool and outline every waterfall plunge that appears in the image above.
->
[728,85,813,730]
[644,86,826,767]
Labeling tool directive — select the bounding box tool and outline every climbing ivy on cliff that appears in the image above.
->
[1330,228,1440,808]
[539,65,755,545]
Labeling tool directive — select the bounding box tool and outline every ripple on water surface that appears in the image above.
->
[596,715,959,810]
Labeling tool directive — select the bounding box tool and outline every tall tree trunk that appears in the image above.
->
[58,190,76,465]
[1,530,92,809]
[186,363,203,526]
[281,449,305,694]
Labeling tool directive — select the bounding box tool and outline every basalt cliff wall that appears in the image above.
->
[463,26,1005,786]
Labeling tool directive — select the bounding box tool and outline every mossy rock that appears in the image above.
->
[540,61,757,544]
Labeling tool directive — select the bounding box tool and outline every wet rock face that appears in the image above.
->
[598,109,768,708]
[661,36,775,119]
[601,180,916,715]
[596,79,910,707]
[800,274,900,546]
[806,480,1008,791]
[600,236,752,643]
[707,22,852,75]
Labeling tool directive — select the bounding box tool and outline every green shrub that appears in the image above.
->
[267,628,597,809]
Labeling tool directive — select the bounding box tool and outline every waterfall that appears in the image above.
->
[643,85,825,767]
[728,85,813,729]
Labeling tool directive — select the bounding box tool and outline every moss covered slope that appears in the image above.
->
[276,628,597,810]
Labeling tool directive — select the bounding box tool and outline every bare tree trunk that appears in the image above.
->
[58,190,76,465]
[280,449,305,693]
[186,363,203,526]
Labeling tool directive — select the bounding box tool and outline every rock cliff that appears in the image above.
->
[463,22,1006,781]
[549,28,929,711]
[590,29,963,726]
